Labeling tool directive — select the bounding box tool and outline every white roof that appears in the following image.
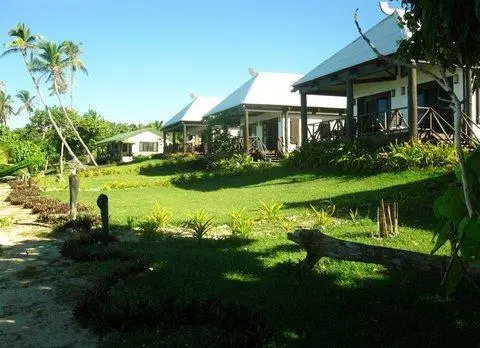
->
[294,10,409,86]
[164,96,221,128]
[206,72,346,116]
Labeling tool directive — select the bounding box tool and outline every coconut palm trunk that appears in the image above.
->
[53,81,98,166]
[21,54,82,166]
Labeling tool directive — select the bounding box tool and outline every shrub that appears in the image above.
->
[257,201,284,223]
[186,209,215,239]
[138,219,161,240]
[228,208,254,236]
[126,216,137,230]
[310,203,335,229]
[0,216,13,228]
[284,140,458,172]
[150,204,172,230]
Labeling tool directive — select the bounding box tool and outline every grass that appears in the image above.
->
[36,159,480,346]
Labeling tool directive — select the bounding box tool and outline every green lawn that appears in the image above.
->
[40,160,480,346]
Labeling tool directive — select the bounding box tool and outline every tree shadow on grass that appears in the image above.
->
[170,166,373,192]
[101,235,480,347]
[284,173,453,230]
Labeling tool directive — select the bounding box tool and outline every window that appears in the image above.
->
[290,119,299,144]
[139,142,158,152]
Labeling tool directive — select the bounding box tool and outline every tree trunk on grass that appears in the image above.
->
[287,229,480,279]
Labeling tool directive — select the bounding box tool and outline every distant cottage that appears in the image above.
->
[96,128,164,163]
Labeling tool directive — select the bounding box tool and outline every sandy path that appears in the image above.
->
[0,183,97,347]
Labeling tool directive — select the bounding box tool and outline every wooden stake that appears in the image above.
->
[69,169,79,220]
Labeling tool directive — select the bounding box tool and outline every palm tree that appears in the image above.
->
[33,40,97,166]
[1,23,82,166]
[0,92,14,126]
[62,41,88,109]
[15,90,36,117]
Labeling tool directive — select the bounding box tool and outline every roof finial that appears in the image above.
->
[248,68,259,77]
[379,1,396,15]
[189,92,197,100]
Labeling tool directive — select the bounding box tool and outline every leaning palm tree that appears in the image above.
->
[1,23,82,166]
[33,40,97,166]
[0,92,14,126]
[62,41,88,109]
[15,89,36,117]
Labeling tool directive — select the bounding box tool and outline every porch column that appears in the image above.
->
[345,79,354,139]
[408,64,418,142]
[162,131,167,154]
[465,68,473,138]
[244,110,250,154]
[172,132,176,151]
[300,93,308,146]
[283,110,289,152]
[182,123,187,153]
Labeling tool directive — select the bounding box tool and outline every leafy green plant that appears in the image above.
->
[0,216,13,228]
[126,216,137,230]
[150,204,172,230]
[257,201,284,223]
[278,216,296,232]
[349,208,360,224]
[186,209,215,239]
[310,203,335,229]
[137,219,160,241]
[228,208,254,236]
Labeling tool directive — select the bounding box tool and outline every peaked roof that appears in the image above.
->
[294,9,409,87]
[164,96,221,128]
[206,72,345,116]
[96,128,162,145]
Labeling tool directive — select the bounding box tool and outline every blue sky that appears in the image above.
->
[0,1,390,128]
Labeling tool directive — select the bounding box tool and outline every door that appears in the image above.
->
[417,79,453,132]
[262,119,279,150]
[357,92,391,133]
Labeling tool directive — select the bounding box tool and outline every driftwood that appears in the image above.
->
[287,229,480,280]
[96,194,109,236]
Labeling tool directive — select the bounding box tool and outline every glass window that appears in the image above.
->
[139,142,158,152]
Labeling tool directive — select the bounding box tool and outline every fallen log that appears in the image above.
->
[287,229,480,280]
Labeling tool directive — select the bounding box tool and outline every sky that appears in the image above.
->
[0,0,391,129]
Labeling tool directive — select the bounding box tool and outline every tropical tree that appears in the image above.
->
[33,40,97,166]
[0,92,14,126]
[15,89,36,117]
[62,40,88,109]
[1,23,82,166]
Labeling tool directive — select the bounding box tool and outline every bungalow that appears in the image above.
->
[96,128,164,163]
[204,70,346,158]
[163,95,221,154]
[293,3,480,145]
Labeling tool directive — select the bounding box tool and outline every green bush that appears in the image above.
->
[228,208,254,236]
[150,204,172,230]
[310,202,335,229]
[8,140,46,171]
[284,140,458,172]
[138,219,161,240]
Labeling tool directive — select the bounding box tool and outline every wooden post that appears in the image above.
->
[244,110,250,154]
[162,131,167,154]
[345,79,354,140]
[172,132,176,152]
[96,194,109,237]
[283,110,289,152]
[69,169,79,220]
[465,68,473,138]
[182,123,187,154]
[300,93,308,146]
[408,64,418,142]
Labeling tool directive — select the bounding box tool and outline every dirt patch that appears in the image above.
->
[0,183,97,347]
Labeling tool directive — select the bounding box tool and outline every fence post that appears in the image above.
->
[96,194,109,236]
[69,169,79,220]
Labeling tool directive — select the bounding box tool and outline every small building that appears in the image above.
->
[204,70,346,157]
[96,128,164,163]
[163,95,221,154]
[293,5,480,144]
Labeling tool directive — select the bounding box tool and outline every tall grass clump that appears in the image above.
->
[228,208,254,237]
[310,203,335,229]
